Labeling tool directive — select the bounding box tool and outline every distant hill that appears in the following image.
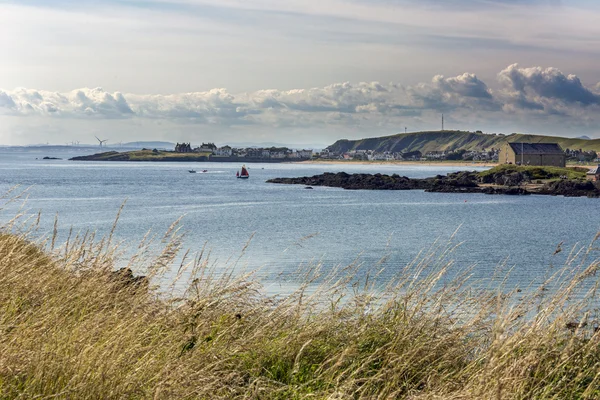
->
[326,131,600,154]
[121,141,175,149]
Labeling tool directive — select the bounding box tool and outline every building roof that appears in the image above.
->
[508,142,564,155]
[587,165,600,175]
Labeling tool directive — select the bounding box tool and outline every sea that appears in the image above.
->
[1,147,599,294]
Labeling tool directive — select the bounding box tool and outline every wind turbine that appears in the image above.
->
[95,136,108,148]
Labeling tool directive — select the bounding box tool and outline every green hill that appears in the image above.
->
[326,131,600,154]
[70,150,212,161]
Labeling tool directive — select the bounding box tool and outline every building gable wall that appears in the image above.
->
[499,143,565,167]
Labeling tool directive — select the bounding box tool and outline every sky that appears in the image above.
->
[1,0,600,146]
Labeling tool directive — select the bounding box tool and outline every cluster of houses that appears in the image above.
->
[318,149,407,161]
[423,149,499,161]
[318,144,600,165]
[174,143,313,160]
[564,148,599,162]
[173,141,600,166]
[318,148,499,162]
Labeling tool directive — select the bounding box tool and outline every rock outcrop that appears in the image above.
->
[538,180,600,198]
[268,171,599,197]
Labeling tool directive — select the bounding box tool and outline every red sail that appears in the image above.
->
[241,166,249,176]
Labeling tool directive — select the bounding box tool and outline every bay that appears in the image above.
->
[1,148,598,292]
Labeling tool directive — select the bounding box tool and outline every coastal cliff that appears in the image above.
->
[326,131,600,154]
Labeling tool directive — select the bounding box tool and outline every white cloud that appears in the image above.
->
[2,64,600,144]
[1,65,599,125]
[2,88,134,118]
[408,73,499,113]
[0,83,409,124]
[498,64,600,107]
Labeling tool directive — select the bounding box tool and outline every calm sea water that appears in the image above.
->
[1,147,599,292]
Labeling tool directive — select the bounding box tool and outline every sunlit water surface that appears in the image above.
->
[1,148,598,293]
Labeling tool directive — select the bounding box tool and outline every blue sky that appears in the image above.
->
[1,0,600,145]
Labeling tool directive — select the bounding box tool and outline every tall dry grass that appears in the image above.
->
[1,198,600,398]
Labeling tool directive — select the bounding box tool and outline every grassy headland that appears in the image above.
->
[479,164,588,181]
[327,130,600,154]
[2,208,600,399]
[70,150,212,162]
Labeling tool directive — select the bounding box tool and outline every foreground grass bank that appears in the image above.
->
[2,224,600,399]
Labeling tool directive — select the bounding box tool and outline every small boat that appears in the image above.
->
[188,170,196,173]
[202,169,208,173]
[237,165,249,179]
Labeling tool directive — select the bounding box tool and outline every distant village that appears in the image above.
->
[323,149,499,162]
[174,142,600,163]
[174,142,314,160]
[321,147,599,163]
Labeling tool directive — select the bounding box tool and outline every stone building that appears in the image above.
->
[586,165,600,181]
[175,142,192,153]
[215,145,232,156]
[498,143,566,167]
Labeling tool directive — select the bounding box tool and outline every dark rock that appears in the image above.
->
[480,171,529,186]
[267,171,600,198]
[110,268,148,291]
[538,180,600,198]
[566,321,587,332]
[481,187,530,195]
[268,172,424,191]
[42,156,62,160]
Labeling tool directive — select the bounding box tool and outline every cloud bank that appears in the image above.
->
[2,65,599,133]
[2,64,600,147]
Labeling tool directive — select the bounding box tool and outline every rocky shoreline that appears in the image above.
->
[267,171,600,197]
[69,151,292,163]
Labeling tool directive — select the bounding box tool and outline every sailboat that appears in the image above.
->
[237,165,249,179]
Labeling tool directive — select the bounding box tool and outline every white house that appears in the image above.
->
[271,151,287,159]
[298,149,313,159]
[215,145,233,156]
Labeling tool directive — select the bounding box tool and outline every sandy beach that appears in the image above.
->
[297,160,597,170]
[296,160,498,168]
